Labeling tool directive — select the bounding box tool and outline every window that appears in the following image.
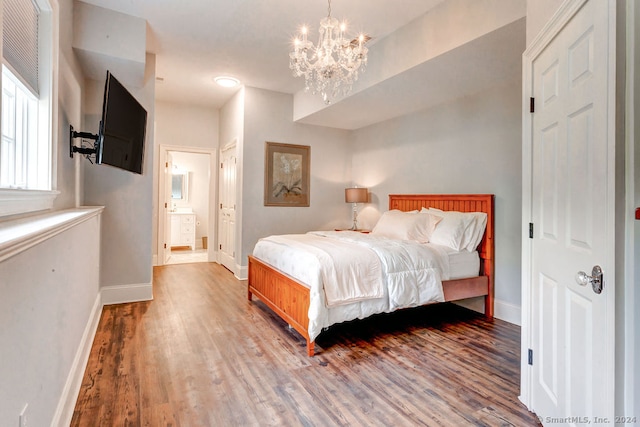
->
[0,0,57,217]
[2,66,39,189]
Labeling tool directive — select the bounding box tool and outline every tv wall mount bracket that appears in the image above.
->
[69,125,98,160]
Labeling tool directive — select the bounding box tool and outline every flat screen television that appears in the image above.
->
[97,71,147,174]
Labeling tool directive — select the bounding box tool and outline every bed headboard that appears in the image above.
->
[388,194,494,261]
[388,194,495,315]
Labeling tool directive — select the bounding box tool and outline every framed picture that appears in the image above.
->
[264,142,310,207]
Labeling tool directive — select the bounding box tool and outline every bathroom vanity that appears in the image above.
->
[170,211,196,250]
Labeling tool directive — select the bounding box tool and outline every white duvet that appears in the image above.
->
[252,231,451,341]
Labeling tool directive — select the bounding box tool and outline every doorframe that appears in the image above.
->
[520,0,617,411]
[157,144,218,265]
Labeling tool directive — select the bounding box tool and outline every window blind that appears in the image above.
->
[3,0,39,95]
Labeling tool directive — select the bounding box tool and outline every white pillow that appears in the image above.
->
[371,210,442,242]
[464,212,488,251]
[422,208,487,251]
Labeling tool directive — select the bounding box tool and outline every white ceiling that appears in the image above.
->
[80,0,447,109]
[77,0,526,130]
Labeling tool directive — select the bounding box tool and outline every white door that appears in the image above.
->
[218,142,237,273]
[529,0,614,424]
[163,152,174,264]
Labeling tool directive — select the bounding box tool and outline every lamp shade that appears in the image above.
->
[345,187,368,203]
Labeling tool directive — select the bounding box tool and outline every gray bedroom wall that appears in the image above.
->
[0,0,102,424]
[239,86,353,265]
[56,0,86,210]
[155,101,219,150]
[350,78,523,322]
[0,215,101,427]
[525,0,565,43]
[83,54,156,295]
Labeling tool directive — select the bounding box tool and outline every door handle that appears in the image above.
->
[575,265,603,294]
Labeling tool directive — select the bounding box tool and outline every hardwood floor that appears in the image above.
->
[71,262,541,426]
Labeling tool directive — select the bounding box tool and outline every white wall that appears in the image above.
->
[83,54,156,297]
[219,88,244,151]
[56,0,86,210]
[0,0,103,425]
[526,0,564,43]
[155,101,219,149]
[170,151,210,244]
[239,87,352,263]
[0,215,101,427]
[72,1,146,88]
[351,78,523,317]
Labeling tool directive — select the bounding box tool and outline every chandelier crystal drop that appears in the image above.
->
[289,0,369,104]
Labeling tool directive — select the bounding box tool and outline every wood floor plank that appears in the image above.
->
[71,262,540,426]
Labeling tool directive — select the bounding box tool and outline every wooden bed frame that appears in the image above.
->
[248,194,495,356]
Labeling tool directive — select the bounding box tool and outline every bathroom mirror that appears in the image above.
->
[171,172,189,201]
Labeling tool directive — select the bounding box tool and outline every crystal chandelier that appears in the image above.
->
[289,0,369,104]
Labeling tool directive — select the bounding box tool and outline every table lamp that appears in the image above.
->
[345,187,368,230]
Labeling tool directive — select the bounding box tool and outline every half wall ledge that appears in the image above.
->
[0,206,105,263]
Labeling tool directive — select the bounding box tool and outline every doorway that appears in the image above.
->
[158,145,217,266]
[218,140,237,273]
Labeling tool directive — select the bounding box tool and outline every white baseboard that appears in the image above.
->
[495,299,521,326]
[453,297,521,326]
[101,282,153,305]
[51,292,103,427]
[236,263,248,280]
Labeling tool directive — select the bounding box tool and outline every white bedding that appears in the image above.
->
[263,234,384,306]
[446,247,480,279]
[252,230,480,341]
